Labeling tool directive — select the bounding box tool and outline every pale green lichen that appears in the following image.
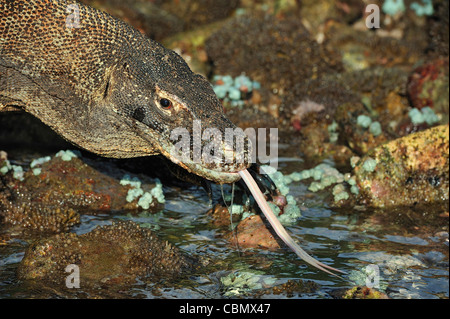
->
[262,162,354,211]
[297,164,344,193]
[357,115,372,129]
[408,107,440,125]
[127,187,144,202]
[261,166,290,196]
[120,174,142,189]
[347,177,360,195]
[357,115,383,136]
[29,155,52,176]
[369,121,382,136]
[362,158,377,172]
[332,184,349,202]
[382,0,406,16]
[224,165,301,225]
[120,175,165,209]
[30,156,51,168]
[410,0,434,16]
[279,195,301,224]
[150,180,165,204]
[350,156,360,168]
[408,108,424,125]
[228,204,245,215]
[0,159,11,175]
[420,107,439,125]
[267,202,281,216]
[283,162,359,203]
[137,192,153,210]
[11,165,24,181]
[327,121,339,143]
[55,150,81,161]
[212,74,261,108]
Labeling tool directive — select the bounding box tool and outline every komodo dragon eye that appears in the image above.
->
[159,98,172,109]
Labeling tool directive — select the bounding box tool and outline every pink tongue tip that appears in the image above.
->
[238,169,345,276]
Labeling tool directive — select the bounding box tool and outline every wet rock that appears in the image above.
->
[225,215,280,249]
[222,273,319,298]
[208,191,296,250]
[207,203,237,228]
[266,279,319,297]
[17,220,195,286]
[354,125,449,208]
[0,151,163,233]
[0,199,80,234]
[332,286,389,299]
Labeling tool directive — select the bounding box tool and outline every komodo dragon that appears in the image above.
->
[0,0,250,183]
[0,0,344,275]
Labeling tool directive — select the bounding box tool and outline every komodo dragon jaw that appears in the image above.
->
[0,0,251,183]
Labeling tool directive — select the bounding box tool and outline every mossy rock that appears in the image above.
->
[17,220,196,287]
[354,125,449,208]
[338,286,389,299]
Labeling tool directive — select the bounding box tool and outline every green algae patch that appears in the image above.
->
[354,125,449,208]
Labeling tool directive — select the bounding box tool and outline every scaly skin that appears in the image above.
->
[0,0,250,183]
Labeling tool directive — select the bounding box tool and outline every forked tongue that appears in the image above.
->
[239,169,344,277]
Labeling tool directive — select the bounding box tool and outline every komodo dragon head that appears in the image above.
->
[0,0,251,183]
[98,46,252,183]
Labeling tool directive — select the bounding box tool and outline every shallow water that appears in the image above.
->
[0,156,448,299]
